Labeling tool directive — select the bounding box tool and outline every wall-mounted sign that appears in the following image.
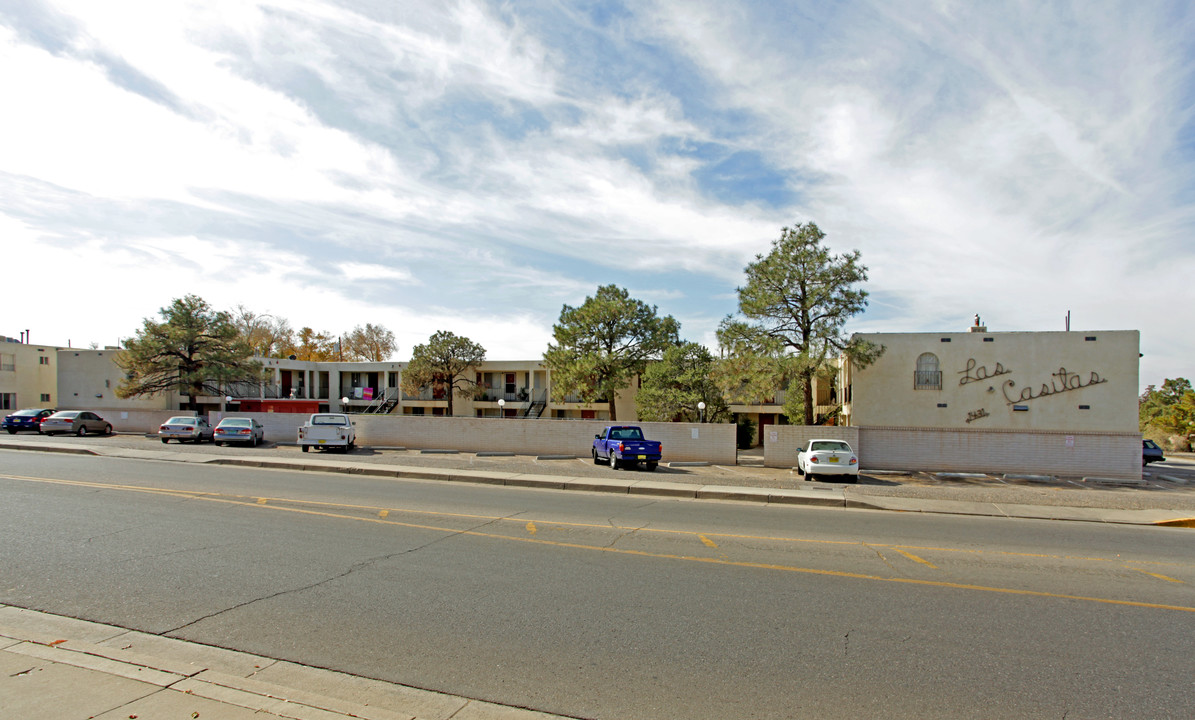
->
[1002,368,1107,405]
[965,408,989,424]
[958,358,1011,386]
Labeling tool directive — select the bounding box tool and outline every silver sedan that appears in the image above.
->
[40,410,113,437]
[159,416,214,443]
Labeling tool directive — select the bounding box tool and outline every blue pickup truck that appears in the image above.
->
[593,426,662,471]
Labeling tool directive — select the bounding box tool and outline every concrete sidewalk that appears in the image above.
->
[0,605,571,720]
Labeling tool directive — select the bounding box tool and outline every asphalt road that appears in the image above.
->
[2,450,1194,719]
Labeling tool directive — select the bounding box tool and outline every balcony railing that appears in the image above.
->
[402,388,447,401]
[914,370,942,390]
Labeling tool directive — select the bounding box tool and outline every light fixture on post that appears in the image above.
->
[497,398,505,418]
[341,396,349,413]
[697,401,706,423]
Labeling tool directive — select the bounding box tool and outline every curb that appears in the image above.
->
[3,440,1193,527]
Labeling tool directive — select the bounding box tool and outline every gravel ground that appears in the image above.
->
[4,433,1195,514]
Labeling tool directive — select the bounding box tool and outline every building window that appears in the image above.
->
[41,394,51,402]
[39,356,50,365]
[914,353,942,390]
[0,393,15,409]
[0,354,14,372]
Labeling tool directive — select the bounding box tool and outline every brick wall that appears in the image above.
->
[763,426,861,468]
[764,423,1140,478]
[857,426,1141,479]
[210,413,737,464]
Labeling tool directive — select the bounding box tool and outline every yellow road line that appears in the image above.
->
[378,510,389,519]
[698,534,718,549]
[526,521,537,535]
[1126,567,1183,584]
[893,548,938,570]
[3,473,1193,611]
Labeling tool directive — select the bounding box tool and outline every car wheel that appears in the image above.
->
[77,425,87,437]
[795,461,805,477]
[161,438,169,444]
[645,462,658,472]
[250,435,258,448]
[301,444,309,453]
[592,449,602,465]
[5,428,16,435]
[104,425,112,435]
[608,452,618,470]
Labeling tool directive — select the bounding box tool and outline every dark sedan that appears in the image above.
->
[1143,439,1165,465]
[2,408,56,434]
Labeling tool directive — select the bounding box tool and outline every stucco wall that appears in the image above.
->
[763,426,861,468]
[846,330,1139,432]
[209,413,737,464]
[57,349,173,411]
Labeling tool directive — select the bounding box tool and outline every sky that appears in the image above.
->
[2,0,1193,390]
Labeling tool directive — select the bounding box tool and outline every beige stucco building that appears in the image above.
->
[0,336,59,411]
[835,326,1142,477]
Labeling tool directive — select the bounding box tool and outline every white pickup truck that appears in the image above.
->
[298,413,356,453]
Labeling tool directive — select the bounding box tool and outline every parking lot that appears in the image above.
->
[3,430,1195,514]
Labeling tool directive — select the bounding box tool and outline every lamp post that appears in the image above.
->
[497,398,505,418]
[697,401,706,424]
[341,396,349,413]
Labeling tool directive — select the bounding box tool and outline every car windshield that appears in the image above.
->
[610,428,644,440]
[52,411,80,419]
[312,415,348,426]
[166,417,197,426]
[811,441,851,452]
[1144,440,1160,449]
[12,409,41,417]
[220,419,251,427]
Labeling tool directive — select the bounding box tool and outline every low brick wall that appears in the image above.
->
[764,424,1141,478]
[857,426,1142,479]
[209,413,737,465]
[763,426,860,468]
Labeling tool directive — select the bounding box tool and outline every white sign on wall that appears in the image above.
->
[691,428,699,439]
[1065,435,1075,448]
[769,431,779,443]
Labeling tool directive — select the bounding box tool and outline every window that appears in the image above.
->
[41,394,51,402]
[914,353,942,390]
[0,354,14,372]
[39,356,50,365]
[0,393,15,409]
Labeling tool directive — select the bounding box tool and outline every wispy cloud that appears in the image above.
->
[1,0,1192,385]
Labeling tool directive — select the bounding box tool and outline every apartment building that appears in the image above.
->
[0,335,58,411]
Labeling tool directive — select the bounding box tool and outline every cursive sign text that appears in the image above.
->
[965,408,990,424]
[958,358,1010,386]
[1002,368,1107,405]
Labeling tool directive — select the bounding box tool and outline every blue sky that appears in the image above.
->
[2,0,1193,390]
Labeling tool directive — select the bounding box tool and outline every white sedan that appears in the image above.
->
[795,439,859,482]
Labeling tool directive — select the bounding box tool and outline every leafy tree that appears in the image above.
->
[116,295,263,409]
[637,342,730,423]
[725,222,881,425]
[1140,378,1195,440]
[293,327,337,361]
[401,331,486,417]
[232,305,295,358]
[543,285,680,421]
[343,323,397,362]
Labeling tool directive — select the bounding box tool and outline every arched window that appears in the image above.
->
[914,353,941,390]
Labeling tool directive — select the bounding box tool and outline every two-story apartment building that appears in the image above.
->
[0,335,58,411]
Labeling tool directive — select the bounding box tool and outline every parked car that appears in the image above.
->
[795,439,859,482]
[213,417,265,447]
[593,425,662,471]
[298,413,356,453]
[159,416,214,444]
[40,410,113,437]
[1143,439,1165,465]
[2,408,56,434]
